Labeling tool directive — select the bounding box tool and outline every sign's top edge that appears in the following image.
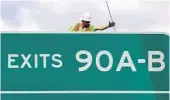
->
[0,31,169,36]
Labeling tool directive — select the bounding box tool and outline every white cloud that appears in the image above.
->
[1,8,40,31]
[98,0,140,12]
[35,0,71,14]
[0,20,17,31]
[16,8,39,31]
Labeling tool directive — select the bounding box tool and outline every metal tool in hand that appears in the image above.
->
[105,0,116,32]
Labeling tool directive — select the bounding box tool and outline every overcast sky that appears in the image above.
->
[0,0,169,33]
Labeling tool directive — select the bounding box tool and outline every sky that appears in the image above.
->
[0,0,169,33]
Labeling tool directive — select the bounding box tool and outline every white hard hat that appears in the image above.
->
[80,12,91,22]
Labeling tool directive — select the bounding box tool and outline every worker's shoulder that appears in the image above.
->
[74,23,81,26]
[69,23,80,31]
[69,23,79,28]
[70,23,81,28]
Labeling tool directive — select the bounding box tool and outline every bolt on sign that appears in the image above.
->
[1,33,169,100]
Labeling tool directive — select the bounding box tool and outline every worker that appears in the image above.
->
[69,13,115,32]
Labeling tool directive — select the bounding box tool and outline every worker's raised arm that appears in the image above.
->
[95,21,115,31]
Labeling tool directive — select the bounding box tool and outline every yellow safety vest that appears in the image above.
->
[69,23,95,32]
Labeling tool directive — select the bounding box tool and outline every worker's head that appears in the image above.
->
[80,13,91,28]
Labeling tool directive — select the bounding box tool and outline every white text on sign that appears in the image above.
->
[7,51,165,72]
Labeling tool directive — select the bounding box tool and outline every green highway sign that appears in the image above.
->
[1,33,169,100]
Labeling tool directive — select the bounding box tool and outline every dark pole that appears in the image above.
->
[105,0,116,32]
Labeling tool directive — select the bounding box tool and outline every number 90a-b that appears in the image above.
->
[75,50,165,72]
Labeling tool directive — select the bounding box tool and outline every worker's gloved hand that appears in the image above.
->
[109,21,115,27]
